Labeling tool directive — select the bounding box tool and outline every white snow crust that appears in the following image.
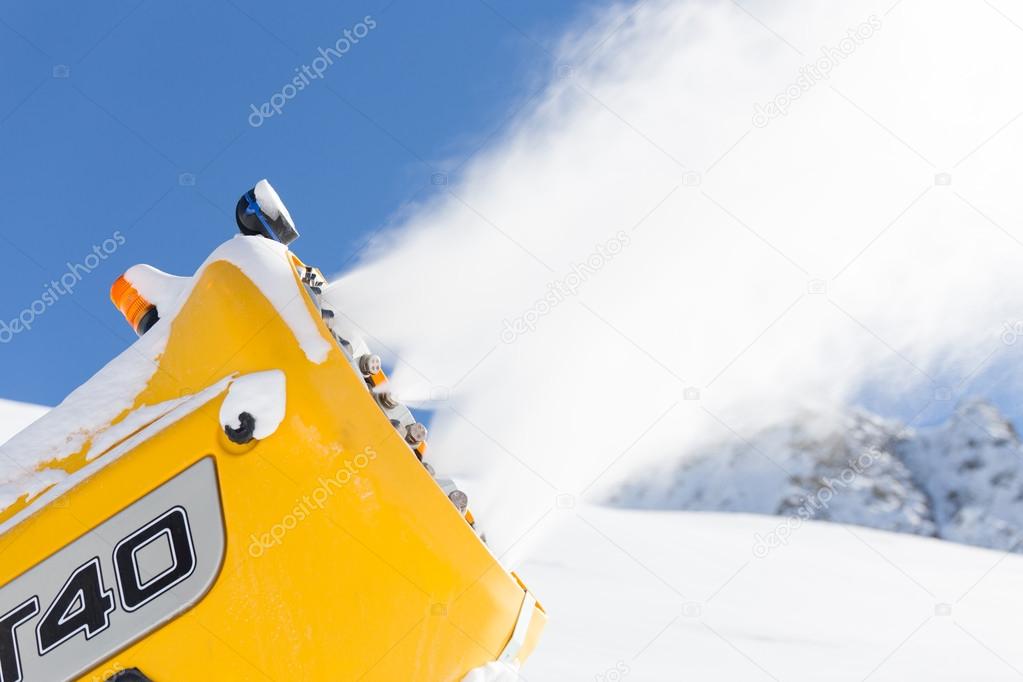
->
[219,370,286,440]
[254,178,295,229]
[0,236,328,516]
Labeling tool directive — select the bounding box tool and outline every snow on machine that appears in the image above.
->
[0,181,545,681]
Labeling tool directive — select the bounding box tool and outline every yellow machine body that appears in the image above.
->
[0,246,543,680]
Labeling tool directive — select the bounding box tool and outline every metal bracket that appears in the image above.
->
[497,590,536,664]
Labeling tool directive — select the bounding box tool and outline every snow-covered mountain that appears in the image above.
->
[613,400,1023,554]
[900,400,1023,553]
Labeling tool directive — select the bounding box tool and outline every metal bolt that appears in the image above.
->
[378,392,400,410]
[405,422,428,445]
[359,354,382,376]
[449,490,469,514]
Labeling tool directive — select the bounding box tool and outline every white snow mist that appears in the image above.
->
[326,0,1023,558]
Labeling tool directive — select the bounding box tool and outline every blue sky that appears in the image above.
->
[0,0,595,405]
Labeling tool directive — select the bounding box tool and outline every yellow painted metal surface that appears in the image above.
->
[0,255,544,680]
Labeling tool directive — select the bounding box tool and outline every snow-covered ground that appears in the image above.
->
[4,388,1022,680]
[0,399,47,446]
[522,505,1023,681]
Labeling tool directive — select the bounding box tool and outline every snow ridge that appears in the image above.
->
[613,400,1023,553]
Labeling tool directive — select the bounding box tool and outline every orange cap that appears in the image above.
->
[110,275,155,334]
[414,440,427,459]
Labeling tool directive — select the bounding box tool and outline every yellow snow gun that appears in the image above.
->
[0,180,544,681]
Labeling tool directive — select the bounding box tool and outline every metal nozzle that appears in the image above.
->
[359,354,383,376]
[378,392,400,410]
[405,422,428,445]
[448,490,469,514]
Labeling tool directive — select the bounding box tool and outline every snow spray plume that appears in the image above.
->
[326,0,1023,560]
